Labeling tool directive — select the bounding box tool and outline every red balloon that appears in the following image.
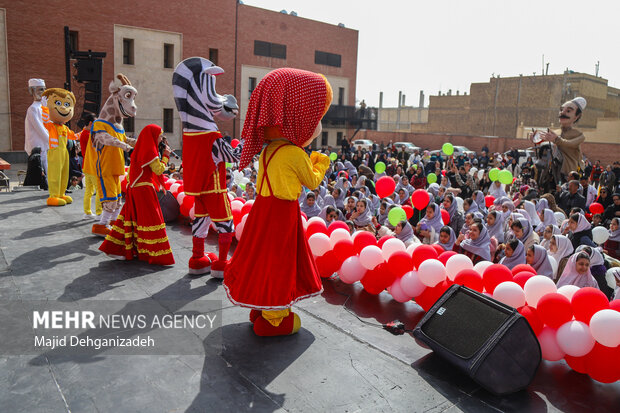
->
[315,250,340,278]
[586,343,620,383]
[482,264,513,294]
[412,245,439,270]
[513,271,536,288]
[300,212,307,220]
[387,251,414,278]
[241,200,254,216]
[182,194,195,210]
[353,231,376,254]
[441,169,446,176]
[610,300,620,312]
[327,220,349,236]
[564,355,588,375]
[402,205,414,220]
[232,209,243,226]
[437,250,458,265]
[414,280,451,312]
[440,209,450,225]
[306,220,328,238]
[333,239,356,262]
[231,138,240,148]
[431,244,445,255]
[511,264,537,276]
[164,180,174,190]
[453,269,484,292]
[176,184,184,194]
[484,195,495,208]
[518,305,543,335]
[411,189,430,210]
[361,263,395,295]
[589,202,604,215]
[377,235,395,249]
[180,204,191,217]
[375,176,396,199]
[537,293,573,329]
[232,197,246,204]
[571,287,609,324]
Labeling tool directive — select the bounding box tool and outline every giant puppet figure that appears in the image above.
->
[24,78,49,170]
[90,74,137,237]
[41,88,77,206]
[172,57,241,277]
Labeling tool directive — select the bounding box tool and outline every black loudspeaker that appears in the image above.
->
[413,285,541,395]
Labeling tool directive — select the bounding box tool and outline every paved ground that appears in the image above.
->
[0,186,619,412]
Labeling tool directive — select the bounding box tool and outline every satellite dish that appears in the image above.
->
[338,23,345,28]
[290,11,298,16]
[280,9,287,13]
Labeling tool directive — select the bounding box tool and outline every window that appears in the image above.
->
[249,77,257,97]
[315,50,341,67]
[337,132,343,146]
[123,38,134,65]
[209,48,219,65]
[254,40,287,59]
[163,108,174,133]
[69,31,79,52]
[338,88,345,106]
[123,117,134,133]
[164,43,174,68]
[321,131,328,146]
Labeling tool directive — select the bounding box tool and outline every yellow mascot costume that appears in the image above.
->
[42,88,76,206]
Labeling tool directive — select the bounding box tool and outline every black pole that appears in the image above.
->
[64,26,72,91]
[232,0,239,138]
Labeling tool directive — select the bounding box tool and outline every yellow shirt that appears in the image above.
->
[257,140,330,201]
[92,120,127,176]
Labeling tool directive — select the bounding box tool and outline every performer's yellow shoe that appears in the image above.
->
[61,195,73,204]
[253,312,301,336]
[47,197,66,207]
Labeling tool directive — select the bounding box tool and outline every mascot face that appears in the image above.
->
[43,89,75,124]
[115,84,138,119]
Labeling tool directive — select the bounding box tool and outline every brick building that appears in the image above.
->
[0,1,358,153]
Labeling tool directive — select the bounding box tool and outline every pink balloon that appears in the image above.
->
[492,281,525,309]
[359,245,384,270]
[390,278,413,303]
[538,326,565,361]
[556,321,596,357]
[445,254,473,281]
[235,221,245,242]
[400,270,426,297]
[523,275,557,308]
[308,233,331,257]
[418,259,447,287]
[339,256,367,284]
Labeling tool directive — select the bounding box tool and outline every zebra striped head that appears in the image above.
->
[172,57,238,132]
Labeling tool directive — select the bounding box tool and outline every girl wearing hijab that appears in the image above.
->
[522,200,541,228]
[488,180,507,199]
[526,245,554,279]
[225,68,332,336]
[344,196,358,219]
[549,234,574,278]
[396,188,412,206]
[332,187,345,211]
[567,213,596,249]
[536,198,549,214]
[535,208,557,235]
[556,251,599,289]
[603,217,620,259]
[474,190,487,217]
[486,210,505,244]
[540,224,560,249]
[412,165,426,189]
[23,146,48,190]
[319,205,339,227]
[456,221,492,263]
[417,202,443,244]
[511,218,539,249]
[442,193,465,236]
[395,220,416,247]
[436,226,457,251]
[300,192,322,218]
[350,199,376,234]
[575,245,614,300]
[500,239,526,270]
[99,124,174,265]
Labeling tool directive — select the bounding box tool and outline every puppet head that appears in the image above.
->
[172,57,239,132]
[559,96,586,127]
[42,88,75,124]
[28,78,46,101]
[106,73,138,119]
[238,68,332,169]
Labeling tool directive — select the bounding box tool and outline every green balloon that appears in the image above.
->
[413,164,418,170]
[375,161,386,174]
[329,152,337,161]
[489,168,500,182]
[388,206,407,227]
[427,173,437,184]
[442,142,454,156]
[225,162,233,169]
[498,169,513,185]
[239,183,246,190]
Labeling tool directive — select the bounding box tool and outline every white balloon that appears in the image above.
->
[556,321,595,357]
[400,270,426,297]
[557,285,580,301]
[589,309,620,348]
[473,260,493,276]
[167,178,176,185]
[330,228,352,248]
[170,183,181,194]
[235,221,245,242]
[307,216,326,225]
[418,259,447,287]
[538,326,565,361]
[301,216,308,231]
[176,192,186,205]
[456,197,464,212]
[592,226,610,245]
[339,256,366,284]
[553,211,565,226]
[493,281,526,309]
[381,238,406,260]
[241,214,250,227]
[359,245,384,270]
[445,254,473,281]
[548,256,558,279]
[477,170,484,180]
[406,243,419,256]
[189,205,195,220]
[524,275,557,308]
[308,233,331,257]
[605,268,619,289]
[231,200,244,212]
[389,278,413,303]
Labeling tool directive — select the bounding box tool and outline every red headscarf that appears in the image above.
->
[239,68,332,169]
[129,124,162,187]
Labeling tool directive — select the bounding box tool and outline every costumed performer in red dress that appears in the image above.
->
[224,68,333,336]
[99,124,175,265]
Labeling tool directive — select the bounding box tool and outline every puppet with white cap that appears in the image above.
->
[24,78,50,171]
[540,97,587,177]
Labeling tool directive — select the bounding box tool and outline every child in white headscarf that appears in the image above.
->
[526,245,554,279]
[556,251,599,289]
[350,199,376,234]
[500,239,526,270]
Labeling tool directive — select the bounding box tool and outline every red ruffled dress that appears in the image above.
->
[99,125,175,265]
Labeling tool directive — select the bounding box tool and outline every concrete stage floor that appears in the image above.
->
[0,189,618,412]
